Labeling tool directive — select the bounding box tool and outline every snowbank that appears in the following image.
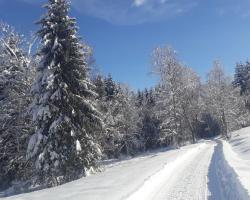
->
[220,127,250,198]
[208,140,250,200]
[229,127,250,160]
[223,141,250,196]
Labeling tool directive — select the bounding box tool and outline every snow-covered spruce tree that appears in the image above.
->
[94,74,125,158]
[0,23,34,189]
[233,62,250,126]
[116,85,143,156]
[136,88,160,150]
[94,74,143,158]
[234,62,250,95]
[234,61,250,109]
[27,0,103,186]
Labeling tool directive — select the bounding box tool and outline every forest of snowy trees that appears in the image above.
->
[1,0,250,195]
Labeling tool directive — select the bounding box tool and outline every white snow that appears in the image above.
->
[222,127,250,196]
[70,130,75,137]
[46,73,54,89]
[221,140,250,199]
[4,128,250,200]
[51,37,58,52]
[76,140,81,152]
[208,139,250,200]
[229,127,250,160]
[26,132,43,160]
[4,143,206,200]
[126,143,207,200]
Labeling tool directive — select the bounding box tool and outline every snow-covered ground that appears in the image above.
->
[4,143,205,200]
[222,127,250,197]
[3,128,250,200]
[229,127,250,160]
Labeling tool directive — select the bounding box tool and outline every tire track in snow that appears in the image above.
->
[124,143,207,200]
[207,140,250,200]
[162,142,214,200]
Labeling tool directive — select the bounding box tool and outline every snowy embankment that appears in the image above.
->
[208,140,250,200]
[208,127,250,200]
[229,127,250,160]
[221,127,250,198]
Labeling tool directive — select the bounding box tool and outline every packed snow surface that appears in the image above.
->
[4,128,250,200]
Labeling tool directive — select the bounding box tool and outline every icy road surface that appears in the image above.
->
[4,139,250,200]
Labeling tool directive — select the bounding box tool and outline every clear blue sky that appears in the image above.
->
[1,0,250,89]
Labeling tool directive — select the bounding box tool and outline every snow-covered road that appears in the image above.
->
[145,142,214,200]
[4,139,250,200]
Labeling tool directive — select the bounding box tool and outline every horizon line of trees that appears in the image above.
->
[1,0,250,196]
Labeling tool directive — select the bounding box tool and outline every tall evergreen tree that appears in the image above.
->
[234,62,248,95]
[234,61,250,109]
[105,73,117,100]
[94,75,107,99]
[138,89,160,149]
[27,0,102,186]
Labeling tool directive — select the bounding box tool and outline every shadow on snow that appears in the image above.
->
[207,140,250,200]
